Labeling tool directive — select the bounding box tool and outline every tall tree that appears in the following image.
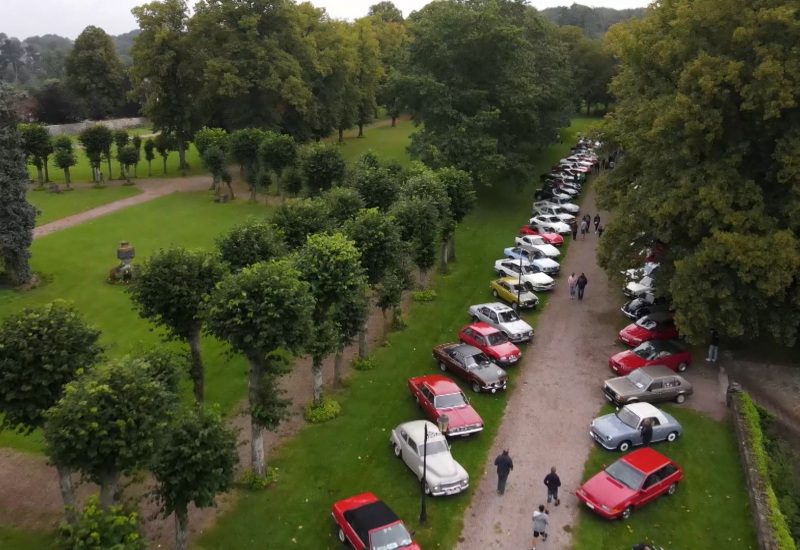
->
[53,135,77,188]
[0,85,36,286]
[368,1,404,22]
[131,0,200,173]
[300,142,346,195]
[597,0,800,345]
[205,259,314,476]
[78,124,113,182]
[64,26,124,119]
[31,79,84,124]
[128,248,225,402]
[259,132,297,200]
[216,218,287,272]
[0,301,103,523]
[353,18,384,137]
[18,123,53,183]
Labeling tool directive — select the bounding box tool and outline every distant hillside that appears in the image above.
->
[540,4,645,39]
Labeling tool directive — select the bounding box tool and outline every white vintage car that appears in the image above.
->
[534,198,580,214]
[514,235,560,258]
[494,259,555,291]
[390,420,469,496]
[530,215,571,235]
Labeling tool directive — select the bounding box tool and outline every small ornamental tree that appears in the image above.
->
[194,127,229,156]
[131,135,142,177]
[53,135,78,188]
[216,218,287,272]
[19,123,53,183]
[270,198,331,250]
[229,128,266,201]
[0,300,103,523]
[390,197,440,284]
[78,124,113,182]
[300,142,347,195]
[154,132,176,174]
[151,405,237,550]
[113,129,129,179]
[376,266,412,336]
[143,138,156,176]
[43,356,174,507]
[351,153,401,211]
[283,165,304,197]
[259,132,298,200]
[201,145,233,198]
[404,168,453,270]
[128,248,225,402]
[117,145,139,184]
[320,186,365,226]
[205,259,315,476]
[437,167,476,261]
[59,495,147,550]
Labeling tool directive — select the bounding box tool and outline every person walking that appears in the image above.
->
[640,418,653,446]
[570,219,578,240]
[597,225,604,237]
[706,328,720,363]
[567,273,577,300]
[579,219,588,240]
[576,273,588,300]
[532,505,549,550]
[494,449,513,495]
[593,214,601,233]
[544,467,561,510]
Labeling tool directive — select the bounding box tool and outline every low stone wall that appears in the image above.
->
[47,118,149,136]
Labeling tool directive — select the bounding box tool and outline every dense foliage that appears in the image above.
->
[540,4,645,39]
[58,495,147,550]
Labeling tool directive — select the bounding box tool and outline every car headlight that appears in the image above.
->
[601,505,612,512]
[615,393,621,401]
[462,478,469,486]
[607,435,612,441]
[434,484,440,491]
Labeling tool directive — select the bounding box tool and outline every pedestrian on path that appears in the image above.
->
[597,225,604,238]
[494,449,513,495]
[640,418,653,446]
[576,273,588,300]
[579,219,588,240]
[567,273,577,299]
[544,467,561,509]
[570,219,578,240]
[593,214,601,233]
[706,328,720,363]
[532,504,549,550]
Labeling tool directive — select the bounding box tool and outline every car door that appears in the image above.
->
[420,386,436,418]
[661,376,681,400]
[473,333,487,353]
[637,471,666,506]
[648,416,668,441]
[461,327,474,344]
[403,433,422,474]
[486,309,500,330]
[646,379,667,402]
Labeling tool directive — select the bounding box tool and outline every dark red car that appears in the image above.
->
[609,340,691,375]
[332,493,421,549]
[576,447,683,520]
[519,225,564,246]
[618,312,678,347]
[458,323,521,366]
[408,375,484,436]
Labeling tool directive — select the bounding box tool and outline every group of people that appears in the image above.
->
[493,450,562,550]
[572,213,602,240]
[567,272,588,300]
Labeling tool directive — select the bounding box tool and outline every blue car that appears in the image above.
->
[589,402,682,452]
[503,246,560,275]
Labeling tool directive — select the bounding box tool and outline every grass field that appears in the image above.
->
[27,185,143,226]
[0,526,55,550]
[571,405,757,550]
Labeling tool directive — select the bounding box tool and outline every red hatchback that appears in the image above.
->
[609,340,691,375]
[519,225,564,246]
[332,493,421,550]
[618,312,678,347]
[459,323,521,365]
[408,375,484,436]
[576,447,683,520]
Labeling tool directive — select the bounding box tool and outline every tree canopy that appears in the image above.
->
[64,26,124,119]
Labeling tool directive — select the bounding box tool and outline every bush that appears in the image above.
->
[59,494,147,550]
[303,396,342,424]
[240,467,278,490]
[410,289,437,302]
[352,357,377,371]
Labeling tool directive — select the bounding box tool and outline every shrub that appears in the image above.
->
[240,467,278,490]
[410,289,437,302]
[303,396,342,424]
[59,494,147,550]
[352,357,377,371]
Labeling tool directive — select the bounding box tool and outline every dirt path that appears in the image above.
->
[455,181,728,550]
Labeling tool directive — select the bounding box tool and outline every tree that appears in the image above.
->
[0,86,36,286]
[194,127,229,157]
[557,26,615,113]
[44,356,174,507]
[64,26,124,119]
[300,143,346,195]
[205,259,314,476]
[154,132,176,174]
[259,132,298,200]
[216,218,287,272]
[0,301,103,523]
[117,146,139,183]
[144,138,156,176]
[113,129,129,180]
[53,135,77,188]
[375,265,412,335]
[368,1,404,23]
[18,123,53,183]
[151,406,237,550]
[270,198,330,250]
[379,69,407,128]
[297,233,369,403]
[195,127,230,195]
[437,167,476,261]
[390,197,439,283]
[31,79,84,124]
[128,248,224,402]
[130,135,142,177]
[78,124,113,182]
[59,495,146,550]
[229,128,266,201]
[350,151,401,211]
[596,0,800,345]
[321,186,365,226]
[403,168,452,270]
[131,0,201,173]
[353,19,384,137]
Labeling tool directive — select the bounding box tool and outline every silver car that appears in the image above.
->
[590,402,683,452]
[468,302,534,343]
[390,420,469,496]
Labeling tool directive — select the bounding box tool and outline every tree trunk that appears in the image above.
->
[43,159,50,182]
[358,319,369,360]
[147,160,152,176]
[440,240,449,273]
[338,127,344,143]
[391,116,397,127]
[248,358,266,476]
[63,168,71,189]
[107,157,113,181]
[226,179,235,200]
[119,162,125,180]
[276,173,284,202]
[56,464,77,524]
[381,309,388,339]
[178,137,187,174]
[3,249,33,286]
[448,232,457,262]
[358,123,364,137]
[134,163,138,178]
[162,156,168,174]
[312,356,324,406]
[188,328,204,402]
[99,470,120,507]
[333,350,344,388]
[36,166,43,184]
[174,506,189,550]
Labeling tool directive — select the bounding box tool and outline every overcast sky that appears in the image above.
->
[1,0,651,40]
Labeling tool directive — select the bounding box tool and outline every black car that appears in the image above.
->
[621,295,671,320]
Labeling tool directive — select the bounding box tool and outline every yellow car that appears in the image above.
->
[490,277,539,311]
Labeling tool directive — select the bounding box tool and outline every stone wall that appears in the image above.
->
[46,118,149,136]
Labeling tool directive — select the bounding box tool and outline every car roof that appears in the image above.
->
[621,447,673,474]
[638,365,681,378]
[410,374,461,395]
[465,322,499,336]
[398,420,447,442]
[642,312,672,323]
[343,499,401,543]
[498,277,522,285]
[450,343,481,356]
[623,402,662,418]
[498,257,532,266]
[473,302,514,313]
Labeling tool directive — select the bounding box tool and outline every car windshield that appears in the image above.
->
[464,354,491,369]
[487,332,509,346]
[370,523,413,550]
[636,317,657,330]
[616,407,641,429]
[604,460,645,491]
[434,392,467,409]
[626,369,653,389]
[423,439,449,456]
[498,310,520,323]
[633,342,658,360]
[639,276,653,287]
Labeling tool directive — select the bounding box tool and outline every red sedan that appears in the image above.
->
[576,447,683,520]
[459,323,521,365]
[332,493,421,550]
[408,375,484,436]
[618,312,678,347]
[519,225,564,246]
[609,340,691,375]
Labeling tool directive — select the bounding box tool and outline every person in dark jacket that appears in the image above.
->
[494,449,513,495]
[544,466,561,509]
[706,328,720,363]
[640,418,653,446]
[570,219,578,240]
[576,273,588,300]
[593,214,601,233]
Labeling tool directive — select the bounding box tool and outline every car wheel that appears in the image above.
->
[439,361,447,372]
[675,393,686,404]
[677,361,688,372]
[621,506,633,520]
[472,382,481,393]
[338,527,346,544]
[393,443,402,459]
[667,482,678,496]
[618,440,632,452]
[667,431,678,442]
[492,290,499,298]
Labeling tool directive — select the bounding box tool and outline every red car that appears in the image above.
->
[609,339,691,375]
[618,312,678,347]
[332,493,421,549]
[519,225,564,246]
[576,447,683,520]
[408,375,484,436]
[459,323,521,365]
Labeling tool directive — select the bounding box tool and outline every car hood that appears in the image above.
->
[519,290,539,303]
[581,472,637,509]
[623,298,649,314]
[626,281,653,294]
[471,362,508,383]
[522,273,554,286]
[490,342,520,359]
[592,413,636,439]
[559,203,579,212]
[538,243,560,257]
[502,319,534,335]
[533,258,560,269]
[426,453,466,481]
[620,324,654,342]
[611,350,646,369]
[604,377,644,398]
[442,405,483,428]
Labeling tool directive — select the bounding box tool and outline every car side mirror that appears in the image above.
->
[602,464,607,469]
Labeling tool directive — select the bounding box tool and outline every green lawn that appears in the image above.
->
[27,185,143,226]
[0,526,55,550]
[335,118,413,166]
[571,405,757,550]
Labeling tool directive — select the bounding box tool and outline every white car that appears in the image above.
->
[390,420,469,496]
[537,198,579,214]
[530,215,571,235]
[494,258,555,291]
[560,157,594,168]
[514,235,560,258]
[624,275,656,297]
[533,204,575,223]
[622,262,659,282]
[468,302,534,342]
